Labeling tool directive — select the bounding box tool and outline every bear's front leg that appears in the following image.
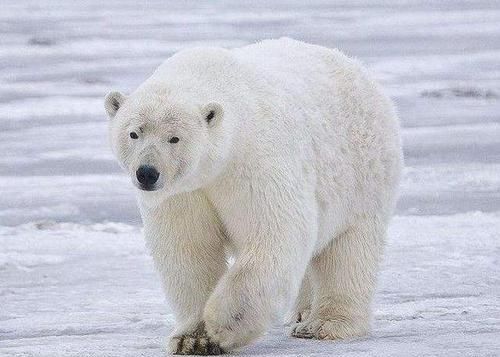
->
[202,179,317,351]
[140,192,227,355]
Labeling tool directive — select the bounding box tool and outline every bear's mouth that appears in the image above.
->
[138,184,159,191]
[135,181,164,192]
[133,179,164,192]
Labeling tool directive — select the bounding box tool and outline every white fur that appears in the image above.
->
[105,38,403,354]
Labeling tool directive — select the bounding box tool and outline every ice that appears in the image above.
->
[1,214,498,356]
[1,0,499,356]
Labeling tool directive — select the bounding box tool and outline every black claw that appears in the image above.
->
[172,321,225,355]
[192,337,200,353]
[293,331,315,339]
[176,336,185,354]
[206,341,224,355]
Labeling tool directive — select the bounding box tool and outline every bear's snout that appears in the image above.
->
[136,165,160,191]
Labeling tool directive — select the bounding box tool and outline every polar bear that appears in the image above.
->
[105,38,402,355]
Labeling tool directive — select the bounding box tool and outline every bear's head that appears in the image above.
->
[104,88,229,200]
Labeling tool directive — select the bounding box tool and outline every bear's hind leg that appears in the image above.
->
[291,215,386,340]
[286,267,314,325]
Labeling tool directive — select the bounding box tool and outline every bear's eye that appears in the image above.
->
[169,137,180,144]
[206,110,215,123]
[129,132,139,139]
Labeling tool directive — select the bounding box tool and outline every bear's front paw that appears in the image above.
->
[203,306,246,351]
[203,293,265,351]
[168,322,224,355]
[291,316,368,340]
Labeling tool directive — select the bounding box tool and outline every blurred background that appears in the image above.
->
[1,1,499,356]
[2,0,499,225]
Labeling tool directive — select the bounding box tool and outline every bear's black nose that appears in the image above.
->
[136,165,160,189]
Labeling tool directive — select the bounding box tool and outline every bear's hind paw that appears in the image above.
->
[291,317,368,340]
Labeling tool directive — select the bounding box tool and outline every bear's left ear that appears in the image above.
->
[201,102,223,128]
[104,91,127,118]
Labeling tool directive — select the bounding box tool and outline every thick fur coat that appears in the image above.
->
[105,38,403,355]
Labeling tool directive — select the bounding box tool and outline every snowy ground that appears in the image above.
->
[1,1,499,356]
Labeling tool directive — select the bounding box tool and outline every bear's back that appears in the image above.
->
[232,38,354,82]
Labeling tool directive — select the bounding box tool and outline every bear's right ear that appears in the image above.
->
[104,91,127,118]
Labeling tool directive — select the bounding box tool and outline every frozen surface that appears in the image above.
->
[1,215,499,357]
[1,0,499,356]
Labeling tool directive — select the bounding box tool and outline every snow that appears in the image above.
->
[1,0,499,356]
[1,215,499,356]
